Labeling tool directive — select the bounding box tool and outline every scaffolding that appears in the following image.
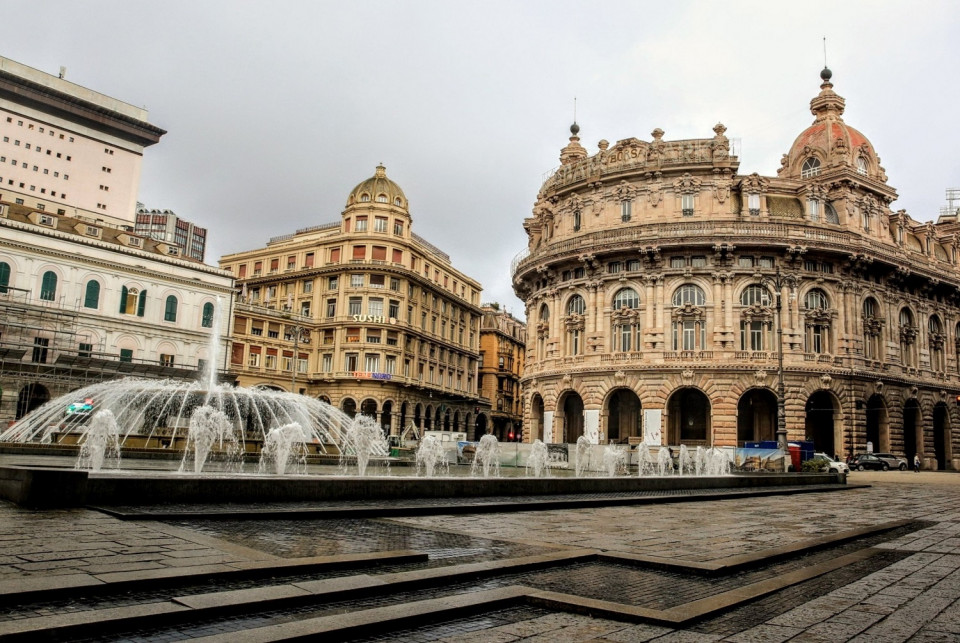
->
[939,188,960,218]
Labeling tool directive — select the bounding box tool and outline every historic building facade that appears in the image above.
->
[221,165,487,437]
[513,68,960,470]
[478,303,526,441]
[0,201,234,426]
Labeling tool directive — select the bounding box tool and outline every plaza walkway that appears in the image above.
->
[0,471,959,641]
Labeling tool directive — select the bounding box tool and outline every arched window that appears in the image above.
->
[739,286,772,351]
[360,193,370,203]
[856,156,868,175]
[537,304,549,360]
[801,157,821,178]
[929,315,945,372]
[40,271,57,301]
[164,295,178,322]
[740,285,771,307]
[612,288,640,352]
[805,289,829,310]
[862,297,883,361]
[0,261,10,294]
[83,280,100,309]
[803,289,831,354]
[119,286,147,317]
[201,302,215,328]
[672,284,705,307]
[394,197,402,206]
[376,194,388,203]
[567,295,586,315]
[825,202,840,224]
[899,308,916,367]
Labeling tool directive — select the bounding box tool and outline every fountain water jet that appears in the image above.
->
[179,406,242,474]
[657,446,673,476]
[602,444,628,477]
[636,443,652,477]
[76,410,121,472]
[415,435,448,477]
[339,415,388,477]
[471,434,500,478]
[574,435,591,477]
[259,422,309,475]
[525,439,549,477]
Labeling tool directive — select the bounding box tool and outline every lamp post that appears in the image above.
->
[759,266,795,452]
[288,322,309,394]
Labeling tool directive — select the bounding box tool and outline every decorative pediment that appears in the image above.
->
[671,303,705,321]
[564,314,585,331]
[673,172,702,195]
[863,317,885,336]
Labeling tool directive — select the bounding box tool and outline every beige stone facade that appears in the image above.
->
[478,304,526,441]
[512,69,960,470]
[221,166,487,438]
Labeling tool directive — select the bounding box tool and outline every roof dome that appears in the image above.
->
[779,69,883,183]
[346,164,408,210]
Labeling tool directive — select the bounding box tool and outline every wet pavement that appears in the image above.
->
[2,470,960,641]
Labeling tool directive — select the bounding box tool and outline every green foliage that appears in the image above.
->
[802,459,827,473]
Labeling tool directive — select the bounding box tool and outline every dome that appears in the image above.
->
[779,70,882,183]
[346,164,407,209]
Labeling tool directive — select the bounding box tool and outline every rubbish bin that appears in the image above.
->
[787,444,801,472]
[389,448,399,457]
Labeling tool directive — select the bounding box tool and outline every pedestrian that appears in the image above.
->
[914,454,920,472]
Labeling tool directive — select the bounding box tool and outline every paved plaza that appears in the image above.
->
[2,471,960,641]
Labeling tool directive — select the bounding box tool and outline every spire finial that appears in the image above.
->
[570,96,579,136]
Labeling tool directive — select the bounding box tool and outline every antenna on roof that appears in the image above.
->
[573,96,577,123]
[823,37,827,68]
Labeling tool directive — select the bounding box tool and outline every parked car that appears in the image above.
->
[851,453,907,471]
[810,452,849,474]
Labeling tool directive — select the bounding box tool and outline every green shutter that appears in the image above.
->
[84,281,100,309]
[119,285,128,313]
[137,289,147,317]
[40,271,57,301]
[0,262,9,294]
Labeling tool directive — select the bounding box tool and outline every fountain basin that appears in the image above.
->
[0,464,843,508]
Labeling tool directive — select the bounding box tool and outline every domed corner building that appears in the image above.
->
[512,68,960,470]
[220,164,487,440]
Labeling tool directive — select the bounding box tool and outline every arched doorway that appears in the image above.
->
[16,383,49,420]
[381,401,393,435]
[934,402,949,470]
[360,398,378,419]
[424,405,433,430]
[399,402,408,433]
[667,388,710,445]
[607,389,641,443]
[341,398,357,418]
[737,388,777,445]
[805,391,837,456]
[530,394,545,442]
[559,392,584,443]
[865,394,889,455]
[453,411,460,432]
[317,394,331,405]
[903,399,921,463]
[474,414,487,440]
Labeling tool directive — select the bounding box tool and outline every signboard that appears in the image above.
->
[643,409,662,445]
[351,372,392,381]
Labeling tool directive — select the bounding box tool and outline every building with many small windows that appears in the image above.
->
[478,303,525,441]
[513,68,960,470]
[134,206,208,262]
[221,165,488,438]
[0,200,233,426]
[0,56,165,225]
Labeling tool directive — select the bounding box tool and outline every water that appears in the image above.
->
[602,444,628,477]
[657,446,674,476]
[471,434,500,478]
[636,443,652,477]
[525,439,549,477]
[574,435,591,477]
[76,410,120,471]
[339,414,388,477]
[259,422,309,475]
[179,406,242,474]
[415,435,449,477]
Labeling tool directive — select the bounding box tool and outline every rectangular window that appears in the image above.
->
[248,352,260,367]
[374,217,388,232]
[608,262,621,274]
[327,299,337,317]
[78,343,93,358]
[682,194,695,216]
[302,279,313,293]
[690,256,706,267]
[366,330,381,344]
[372,246,387,261]
[348,297,362,315]
[345,353,359,371]
[322,249,333,264]
[269,258,279,272]
[287,255,296,270]
[621,200,632,222]
[385,355,396,374]
[321,354,332,373]
[389,277,400,291]
[328,276,339,290]
[386,330,399,346]
[748,193,761,214]
[368,297,384,316]
[394,220,403,235]
[392,249,403,264]
[265,354,277,369]
[670,257,685,268]
[120,348,133,363]
[352,245,366,260]
[388,299,400,318]
[346,327,361,343]
[369,274,385,289]
[738,256,755,268]
[351,274,364,287]
[355,217,368,231]
[253,261,263,276]
[364,353,380,372]
[758,256,775,268]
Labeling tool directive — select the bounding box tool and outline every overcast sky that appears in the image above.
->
[6,1,960,319]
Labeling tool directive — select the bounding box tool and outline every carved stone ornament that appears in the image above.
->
[673,172,702,195]
[681,369,695,381]
[615,370,626,381]
[899,325,917,344]
[564,314,585,331]
[820,374,832,388]
[910,385,918,398]
[863,317,885,336]
[875,380,883,394]
[755,369,769,385]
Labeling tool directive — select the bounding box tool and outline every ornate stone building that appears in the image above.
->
[512,68,960,470]
[221,165,487,437]
[478,303,525,441]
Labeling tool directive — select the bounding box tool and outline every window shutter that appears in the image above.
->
[120,285,128,313]
[137,289,147,317]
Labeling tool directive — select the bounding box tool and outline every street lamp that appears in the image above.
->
[287,322,309,393]
[758,266,796,452]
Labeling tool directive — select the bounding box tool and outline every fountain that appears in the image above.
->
[601,443,628,477]
[574,435,591,477]
[678,444,693,476]
[471,434,500,478]
[636,442,652,477]
[657,446,673,476]
[259,422,309,475]
[76,410,121,472]
[180,406,243,474]
[525,439,549,477]
[339,414,388,477]
[415,434,449,477]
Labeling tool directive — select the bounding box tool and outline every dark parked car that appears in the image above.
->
[851,453,907,471]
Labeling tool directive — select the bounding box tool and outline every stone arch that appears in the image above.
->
[902,398,922,463]
[424,405,433,430]
[360,398,378,418]
[604,387,642,444]
[865,394,889,455]
[474,413,488,440]
[16,383,49,420]
[933,401,951,470]
[341,397,357,418]
[666,387,711,445]
[529,393,545,442]
[453,410,460,432]
[399,402,408,432]
[736,387,777,445]
[381,400,393,434]
[414,403,423,429]
[317,394,332,405]
[804,389,840,456]
[556,389,585,443]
